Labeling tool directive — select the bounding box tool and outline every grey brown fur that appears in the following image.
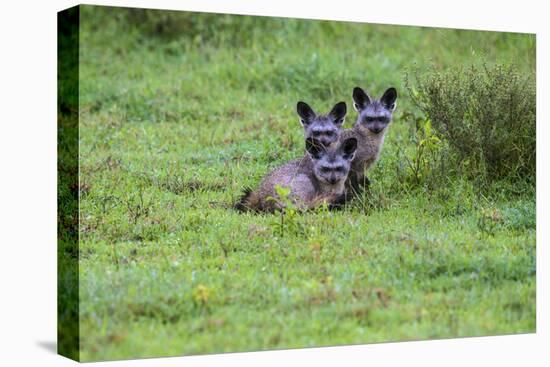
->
[235,136,357,213]
[297,101,347,147]
[342,86,397,194]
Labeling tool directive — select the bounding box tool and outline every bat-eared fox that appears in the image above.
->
[297,101,346,147]
[342,86,397,195]
[235,86,396,212]
[235,135,358,213]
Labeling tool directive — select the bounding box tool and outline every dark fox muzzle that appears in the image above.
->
[319,138,335,146]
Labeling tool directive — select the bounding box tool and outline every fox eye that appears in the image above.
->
[320,167,331,173]
[365,117,375,123]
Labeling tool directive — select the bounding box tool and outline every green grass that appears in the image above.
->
[74,6,536,361]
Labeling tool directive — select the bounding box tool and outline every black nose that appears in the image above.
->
[329,177,338,184]
[369,127,382,134]
[320,138,332,146]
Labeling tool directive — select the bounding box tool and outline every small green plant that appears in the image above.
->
[193,284,211,306]
[124,186,153,225]
[400,113,443,187]
[406,63,535,187]
[269,185,301,237]
[477,207,504,236]
[192,284,214,315]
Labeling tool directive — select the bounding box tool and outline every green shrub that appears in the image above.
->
[406,64,535,186]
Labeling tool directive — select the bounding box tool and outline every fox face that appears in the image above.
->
[297,101,347,147]
[306,136,357,185]
[352,87,397,135]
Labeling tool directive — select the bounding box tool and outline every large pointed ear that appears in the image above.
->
[352,87,371,111]
[305,138,325,159]
[328,101,347,126]
[297,101,316,126]
[380,87,397,111]
[341,137,357,160]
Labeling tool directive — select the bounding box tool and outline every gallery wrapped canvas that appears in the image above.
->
[58,4,536,362]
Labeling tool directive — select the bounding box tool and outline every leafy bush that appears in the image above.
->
[406,64,535,186]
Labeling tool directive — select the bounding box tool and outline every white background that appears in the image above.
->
[0,0,547,365]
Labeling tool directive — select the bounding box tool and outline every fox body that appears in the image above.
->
[297,101,347,147]
[343,87,397,193]
[235,136,358,213]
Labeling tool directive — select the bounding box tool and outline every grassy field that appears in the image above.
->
[74,6,535,361]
